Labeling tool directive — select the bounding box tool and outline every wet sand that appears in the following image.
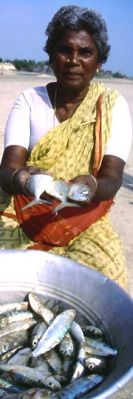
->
[0,71,133,398]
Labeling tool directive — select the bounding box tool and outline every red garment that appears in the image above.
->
[14,195,113,249]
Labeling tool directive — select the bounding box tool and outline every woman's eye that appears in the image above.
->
[80,48,93,57]
[57,45,69,54]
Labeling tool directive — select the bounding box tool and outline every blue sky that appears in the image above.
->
[0,0,133,77]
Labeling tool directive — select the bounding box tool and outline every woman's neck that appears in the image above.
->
[56,82,90,106]
[47,82,90,122]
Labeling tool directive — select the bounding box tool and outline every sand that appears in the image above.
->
[0,72,133,398]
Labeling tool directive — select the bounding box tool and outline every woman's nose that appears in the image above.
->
[68,51,79,64]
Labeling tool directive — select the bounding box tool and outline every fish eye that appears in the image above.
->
[48,381,54,387]
[32,339,37,347]
[88,363,95,370]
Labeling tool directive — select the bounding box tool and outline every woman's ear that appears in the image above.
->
[96,64,101,73]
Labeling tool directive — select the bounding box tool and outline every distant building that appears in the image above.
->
[0,62,16,72]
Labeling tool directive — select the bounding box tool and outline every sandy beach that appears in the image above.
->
[0,71,133,397]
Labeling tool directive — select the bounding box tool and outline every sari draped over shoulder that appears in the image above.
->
[0,82,128,289]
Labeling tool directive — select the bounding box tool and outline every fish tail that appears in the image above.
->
[21,199,52,211]
[52,202,80,215]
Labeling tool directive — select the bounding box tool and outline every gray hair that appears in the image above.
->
[44,5,110,64]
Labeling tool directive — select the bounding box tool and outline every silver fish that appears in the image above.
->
[30,355,51,374]
[0,364,61,390]
[28,292,54,324]
[59,332,75,359]
[0,302,28,315]
[0,377,16,390]
[7,347,32,366]
[45,349,63,375]
[71,347,85,381]
[50,181,92,213]
[0,389,7,398]
[70,321,85,345]
[31,321,48,349]
[42,375,61,391]
[0,376,23,393]
[0,309,35,329]
[0,387,52,398]
[22,174,86,213]
[84,336,117,357]
[83,324,104,338]
[22,174,69,211]
[44,179,78,213]
[67,183,92,203]
[0,346,23,363]
[62,357,74,376]
[55,374,103,398]
[0,319,36,339]
[23,173,53,210]
[84,355,107,374]
[0,331,29,356]
[32,309,76,358]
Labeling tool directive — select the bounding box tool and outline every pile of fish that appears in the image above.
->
[22,174,92,213]
[0,293,118,398]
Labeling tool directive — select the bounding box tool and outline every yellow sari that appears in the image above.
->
[0,81,127,289]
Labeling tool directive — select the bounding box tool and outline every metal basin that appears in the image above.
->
[0,249,133,398]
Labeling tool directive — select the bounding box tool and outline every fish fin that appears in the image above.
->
[53,201,80,215]
[21,198,52,211]
[38,198,52,205]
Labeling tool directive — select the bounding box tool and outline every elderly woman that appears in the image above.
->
[0,6,132,289]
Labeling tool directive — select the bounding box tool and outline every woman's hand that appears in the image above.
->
[10,166,48,195]
[69,174,97,203]
[69,155,125,203]
[0,145,51,195]
[0,164,51,196]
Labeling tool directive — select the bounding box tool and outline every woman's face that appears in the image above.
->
[52,29,100,91]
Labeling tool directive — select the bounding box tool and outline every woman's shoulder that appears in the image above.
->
[22,85,48,99]
[90,80,119,98]
[17,85,51,109]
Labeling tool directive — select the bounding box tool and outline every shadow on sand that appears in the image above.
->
[122,172,133,191]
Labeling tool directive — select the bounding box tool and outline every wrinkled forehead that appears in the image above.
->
[55,29,97,49]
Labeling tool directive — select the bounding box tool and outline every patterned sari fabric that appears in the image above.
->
[0,82,127,289]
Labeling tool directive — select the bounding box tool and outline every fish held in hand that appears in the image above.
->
[67,183,92,203]
[21,174,91,213]
[51,181,93,213]
[22,174,53,210]
[22,174,79,213]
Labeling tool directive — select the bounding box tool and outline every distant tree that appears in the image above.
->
[0,58,3,63]
[112,71,126,79]
[12,59,36,71]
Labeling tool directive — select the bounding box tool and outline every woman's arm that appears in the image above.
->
[0,88,48,195]
[94,155,125,200]
[0,145,43,195]
[70,155,125,202]
[70,95,132,203]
